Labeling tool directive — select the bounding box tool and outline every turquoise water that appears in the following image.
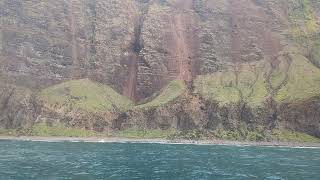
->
[0,140,319,180]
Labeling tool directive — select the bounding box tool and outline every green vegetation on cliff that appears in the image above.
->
[276,54,320,102]
[136,80,186,109]
[289,0,318,42]
[194,72,241,104]
[288,0,320,67]
[39,79,134,112]
[194,63,268,106]
[194,53,320,105]
[2,125,320,144]
[213,128,320,143]
[169,128,320,143]
[272,129,320,143]
[40,79,187,112]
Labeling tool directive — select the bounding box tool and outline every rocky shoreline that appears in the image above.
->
[0,136,319,148]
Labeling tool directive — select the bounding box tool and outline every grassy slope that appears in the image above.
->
[40,79,186,112]
[194,54,320,106]
[136,80,186,109]
[275,0,320,102]
[271,129,320,143]
[112,128,320,143]
[39,79,134,112]
[212,128,320,143]
[194,71,241,104]
[194,62,268,107]
[276,54,320,102]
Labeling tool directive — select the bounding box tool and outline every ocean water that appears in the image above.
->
[0,140,319,180]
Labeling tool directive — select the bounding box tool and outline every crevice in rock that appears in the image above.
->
[133,19,143,54]
[265,53,291,98]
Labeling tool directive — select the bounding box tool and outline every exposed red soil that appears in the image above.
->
[173,14,192,82]
[123,53,138,101]
[171,0,194,83]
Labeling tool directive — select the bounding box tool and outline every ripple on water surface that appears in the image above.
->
[0,140,319,180]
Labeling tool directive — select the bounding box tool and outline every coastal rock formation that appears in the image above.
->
[0,0,319,138]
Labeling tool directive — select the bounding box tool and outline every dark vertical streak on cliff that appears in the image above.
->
[123,1,160,101]
[133,20,143,54]
[123,2,150,101]
[131,0,158,100]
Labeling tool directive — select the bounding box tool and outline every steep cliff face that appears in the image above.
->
[0,0,139,89]
[0,0,319,138]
